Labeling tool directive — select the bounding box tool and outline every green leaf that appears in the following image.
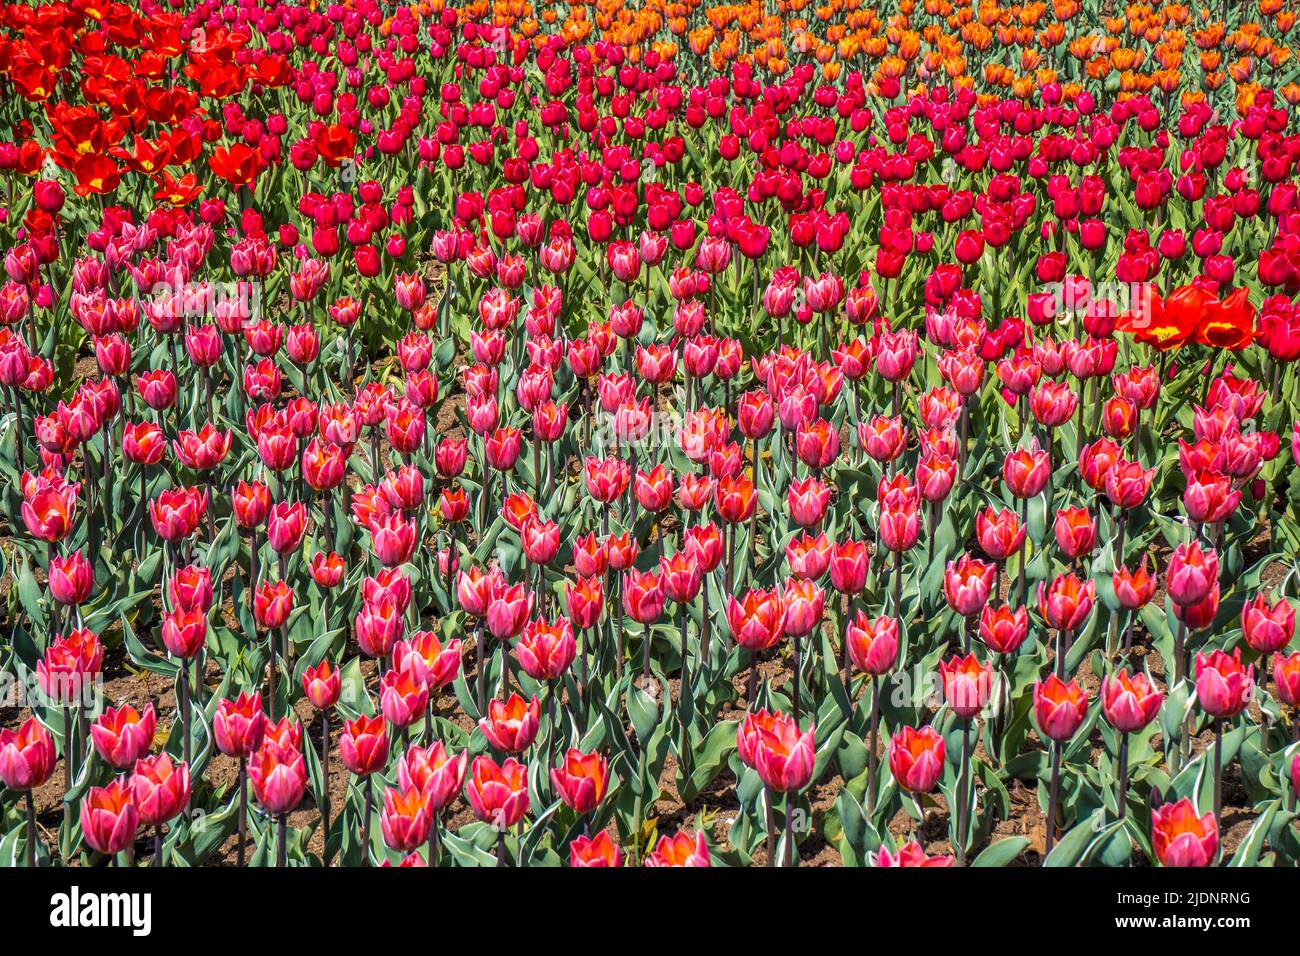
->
[971,836,1030,867]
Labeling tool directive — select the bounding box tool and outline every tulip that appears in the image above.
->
[550,749,611,815]
[1241,594,1295,656]
[393,632,461,696]
[1104,459,1154,510]
[1052,506,1096,561]
[1037,573,1096,676]
[976,507,1024,562]
[1002,439,1050,498]
[37,628,103,706]
[644,830,711,868]
[467,756,530,863]
[944,554,996,618]
[80,778,139,858]
[1102,670,1163,734]
[1195,649,1254,719]
[381,786,433,854]
[738,710,816,795]
[1274,652,1300,712]
[570,831,623,867]
[736,709,816,866]
[1152,798,1219,867]
[514,617,576,687]
[397,741,467,831]
[380,668,430,732]
[845,611,899,677]
[889,725,945,796]
[132,753,191,863]
[485,580,533,641]
[354,596,404,659]
[1034,674,1089,855]
[90,703,157,771]
[478,693,541,753]
[829,540,868,596]
[49,550,93,606]
[339,714,389,777]
[249,741,307,866]
[940,654,992,720]
[21,483,77,542]
[0,717,56,866]
[874,842,954,867]
[1102,669,1164,820]
[624,568,665,680]
[782,577,824,722]
[978,604,1028,656]
[0,716,57,791]
[1166,541,1219,607]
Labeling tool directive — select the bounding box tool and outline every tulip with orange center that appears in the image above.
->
[644,830,711,867]
[944,554,996,619]
[941,652,993,862]
[467,756,530,864]
[1152,798,1219,867]
[550,748,611,815]
[80,778,139,858]
[0,717,56,866]
[479,693,541,753]
[381,786,433,855]
[1195,649,1255,820]
[1101,669,1164,821]
[570,830,623,867]
[1034,675,1089,855]
[782,576,825,723]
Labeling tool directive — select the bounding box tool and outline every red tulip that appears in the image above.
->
[875,841,954,867]
[1166,541,1219,607]
[49,550,94,606]
[1152,798,1218,867]
[131,753,191,827]
[1033,675,1089,742]
[1113,557,1157,609]
[465,755,530,829]
[214,692,266,759]
[254,580,295,630]
[381,786,433,853]
[0,717,57,790]
[1195,649,1254,718]
[570,831,623,867]
[1036,573,1095,633]
[393,632,461,691]
[944,555,996,617]
[888,726,945,793]
[1101,669,1164,732]
[515,616,577,681]
[845,611,899,675]
[726,588,786,652]
[976,507,1025,561]
[80,779,139,855]
[644,830,710,867]
[479,693,541,752]
[940,653,993,719]
[1241,594,1295,655]
[738,709,816,793]
[248,741,307,815]
[339,715,389,776]
[550,749,611,814]
[398,742,467,812]
[623,569,665,625]
[380,668,429,730]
